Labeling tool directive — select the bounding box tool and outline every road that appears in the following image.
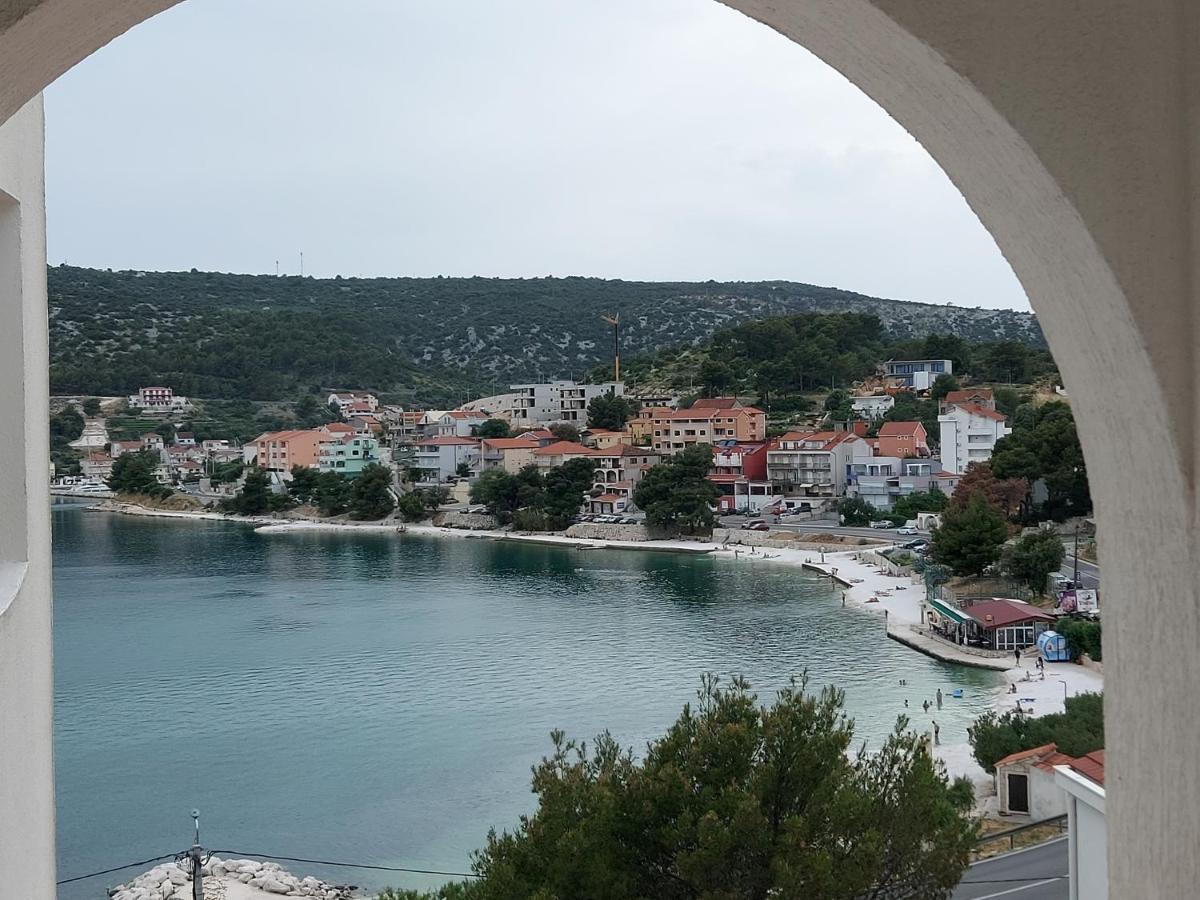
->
[1059,554,1101,591]
[954,838,1068,900]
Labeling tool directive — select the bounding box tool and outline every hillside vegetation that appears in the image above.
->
[49,266,1043,405]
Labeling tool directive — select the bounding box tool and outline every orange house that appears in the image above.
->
[875,421,930,458]
[253,429,324,473]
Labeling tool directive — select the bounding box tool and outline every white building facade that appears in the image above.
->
[505,380,624,427]
[938,403,1011,474]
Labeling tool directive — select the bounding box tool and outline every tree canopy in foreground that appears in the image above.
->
[385,676,977,900]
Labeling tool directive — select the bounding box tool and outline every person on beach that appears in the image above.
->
[932,721,940,745]
[936,688,943,710]
[904,699,909,708]
[922,700,930,713]
[842,592,846,607]
[1036,656,1045,672]
[1014,648,1021,665]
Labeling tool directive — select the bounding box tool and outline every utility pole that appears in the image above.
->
[1073,521,1080,587]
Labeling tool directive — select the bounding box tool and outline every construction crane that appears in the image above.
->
[601,313,621,381]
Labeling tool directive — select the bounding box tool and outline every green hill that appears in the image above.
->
[48,265,1044,406]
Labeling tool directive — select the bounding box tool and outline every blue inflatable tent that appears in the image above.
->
[1037,630,1071,662]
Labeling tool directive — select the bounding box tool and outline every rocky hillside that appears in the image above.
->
[48,266,1042,405]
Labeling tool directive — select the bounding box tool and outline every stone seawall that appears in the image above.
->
[711,528,887,551]
[564,523,677,541]
[434,510,499,530]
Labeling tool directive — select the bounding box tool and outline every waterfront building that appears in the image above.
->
[479,437,542,474]
[646,405,767,455]
[766,431,869,499]
[252,429,324,475]
[414,436,481,483]
[318,434,380,477]
[846,456,943,511]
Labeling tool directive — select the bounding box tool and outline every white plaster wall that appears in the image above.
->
[0,96,54,900]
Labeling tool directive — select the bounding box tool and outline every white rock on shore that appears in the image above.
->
[108,857,355,900]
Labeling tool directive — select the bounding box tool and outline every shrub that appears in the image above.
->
[1057,617,1102,661]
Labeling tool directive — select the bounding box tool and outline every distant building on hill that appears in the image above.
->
[505,380,624,427]
[326,391,379,414]
[851,394,895,420]
[129,385,190,412]
[882,359,953,391]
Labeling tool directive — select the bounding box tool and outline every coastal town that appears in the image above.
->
[48,353,1104,900]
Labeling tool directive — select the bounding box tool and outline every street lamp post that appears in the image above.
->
[1057,679,1069,703]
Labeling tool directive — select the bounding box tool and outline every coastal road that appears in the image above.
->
[1059,554,1101,591]
[953,838,1068,900]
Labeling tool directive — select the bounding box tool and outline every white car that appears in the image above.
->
[896,526,919,535]
[869,520,893,529]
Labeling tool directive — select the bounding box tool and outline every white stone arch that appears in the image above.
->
[1,2,1194,896]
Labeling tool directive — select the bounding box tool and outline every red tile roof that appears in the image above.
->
[533,441,591,456]
[963,598,1055,628]
[945,389,994,403]
[878,421,924,436]
[776,431,859,450]
[1069,750,1106,785]
[588,445,656,458]
[593,493,627,502]
[323,422,356,433]
[690,397,741,409]
[947,402,1007,422]
[993,742,1060,769]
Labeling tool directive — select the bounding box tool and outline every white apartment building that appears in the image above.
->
[128,385,191,412]
[938,402,1012,474]
[505,380,624,427]
[414,437,480,483]
[766,432,871,498]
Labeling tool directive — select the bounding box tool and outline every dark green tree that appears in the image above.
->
[931,492,1009,576]
[81,397,103,417]
[1003,528,1067,594]
[108,450,170,498]
[397,491,429,522]
[153,421,176,445]
[838,496,878,526]
[456,461,473,479]
[930,373,962,402]
[349,463,396,520]
[49,407,85,446]
[449,676,975,900]
[470,466,545,525]
[970,693,1104,773]
[475,419,512,439]
[586,390,639,431]
[221,467,271,515]
[541,458,598,529]
[633,444,720,534]
[549,422,581,444]
[313,471,352,516]
[287,465,323,504]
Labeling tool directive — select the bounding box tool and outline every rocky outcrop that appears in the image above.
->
[109,857,353,900]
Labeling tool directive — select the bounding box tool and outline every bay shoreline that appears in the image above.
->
[83,500,1103,793]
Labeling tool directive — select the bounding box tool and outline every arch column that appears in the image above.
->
[0,96,54,900]
[722,3,1198,896]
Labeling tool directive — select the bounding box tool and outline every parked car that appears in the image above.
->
[869,520,893,529]
[618,517,638,525]
[467,505,489,515]
[902,539,929,551]
[741,520,770,532]
[896,526,919,535]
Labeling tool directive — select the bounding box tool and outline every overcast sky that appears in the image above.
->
[44,0,1029,310]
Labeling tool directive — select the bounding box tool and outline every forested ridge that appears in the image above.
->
[48,265,1043,404]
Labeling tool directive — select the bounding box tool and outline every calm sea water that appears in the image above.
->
[52,506,999,897]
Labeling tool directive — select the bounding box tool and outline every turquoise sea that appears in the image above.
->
[52,505,999,896]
